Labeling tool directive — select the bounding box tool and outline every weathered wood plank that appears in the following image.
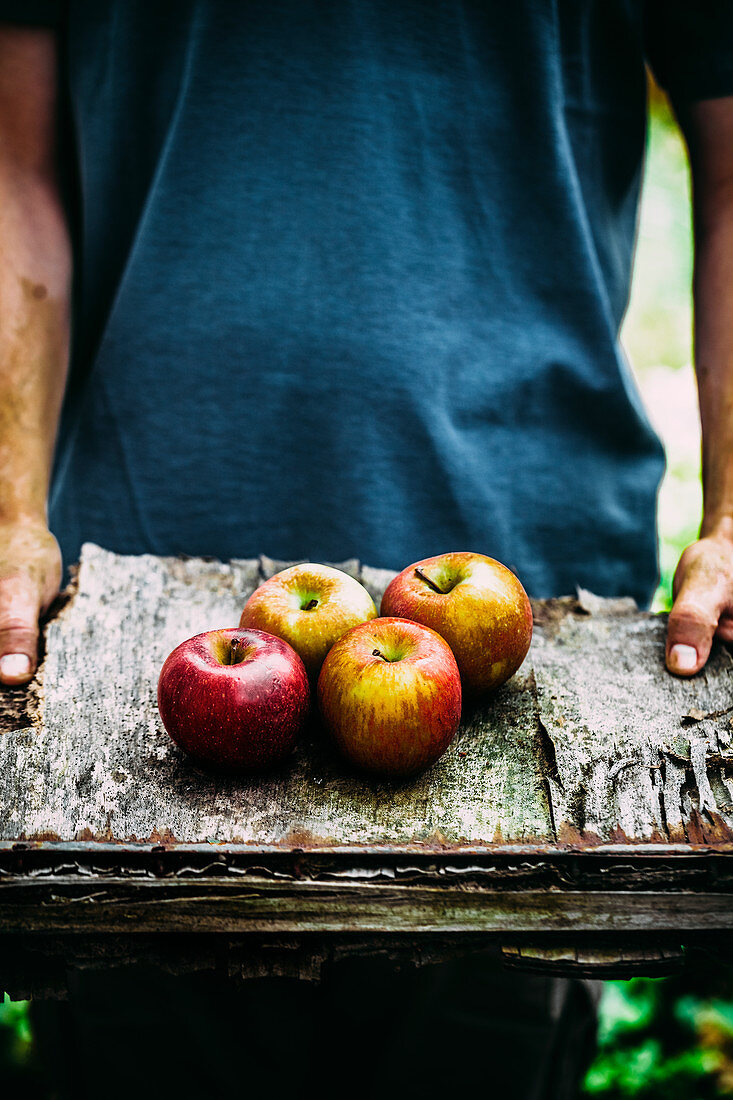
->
[1,878,732,934]
[1,543,732,852]
[4,843,732,939]
[3,545,732,987]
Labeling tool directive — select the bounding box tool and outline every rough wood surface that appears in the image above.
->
[4,873,733,935]
[1,543,732,849]
[2,544,733,987]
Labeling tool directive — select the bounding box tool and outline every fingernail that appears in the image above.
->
[0,654,32,681]
[670,644,698,673]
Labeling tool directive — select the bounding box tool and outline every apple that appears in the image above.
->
[157,627,309,770]
[239,563,377,680]
[317,617,462,776]
[380,552,532,697]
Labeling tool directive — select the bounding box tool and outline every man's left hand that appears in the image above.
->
[666,529,733,675]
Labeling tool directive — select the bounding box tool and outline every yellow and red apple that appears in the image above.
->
[239,563,377,680]
[380,552,532,697]
[317,617,462,776]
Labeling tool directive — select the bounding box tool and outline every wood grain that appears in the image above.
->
[2,881,731,935]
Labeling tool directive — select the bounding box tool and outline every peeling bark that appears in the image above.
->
[530,603,733,845]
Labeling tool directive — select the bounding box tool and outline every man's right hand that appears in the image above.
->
[0,24,70,689]
[0,520,61,685]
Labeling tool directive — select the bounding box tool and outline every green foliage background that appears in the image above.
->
[585,961,733,1099]
[0,86,726,1098]
[0,996,44,1094]
[621,84,699,613]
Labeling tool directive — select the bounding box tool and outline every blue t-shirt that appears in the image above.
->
[5,1,733,601]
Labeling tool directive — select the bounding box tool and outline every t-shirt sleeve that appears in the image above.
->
[644,0,733,104]
[0,0,63,28]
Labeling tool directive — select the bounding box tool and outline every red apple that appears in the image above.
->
[157,627,309,770]
[239,563,377,680]
[317,617,462,776]
[380,552,532,698]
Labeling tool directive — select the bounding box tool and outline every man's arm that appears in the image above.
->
[0,25,70,685]
[666,96,733,674]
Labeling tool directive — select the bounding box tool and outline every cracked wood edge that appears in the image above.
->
[531,609,733,846]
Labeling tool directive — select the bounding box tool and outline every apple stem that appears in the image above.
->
[304,598,318,611]
[415,566,447,594]
[372,648,387,661]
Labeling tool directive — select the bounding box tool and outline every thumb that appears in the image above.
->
[0,577,41,685]
[666,571,726,677]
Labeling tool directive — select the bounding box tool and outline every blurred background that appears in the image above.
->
[624,81,701,616]
[1,81,731,1098]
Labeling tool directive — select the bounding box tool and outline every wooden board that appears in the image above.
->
[2,543,732,850]
[2,543,733,991]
